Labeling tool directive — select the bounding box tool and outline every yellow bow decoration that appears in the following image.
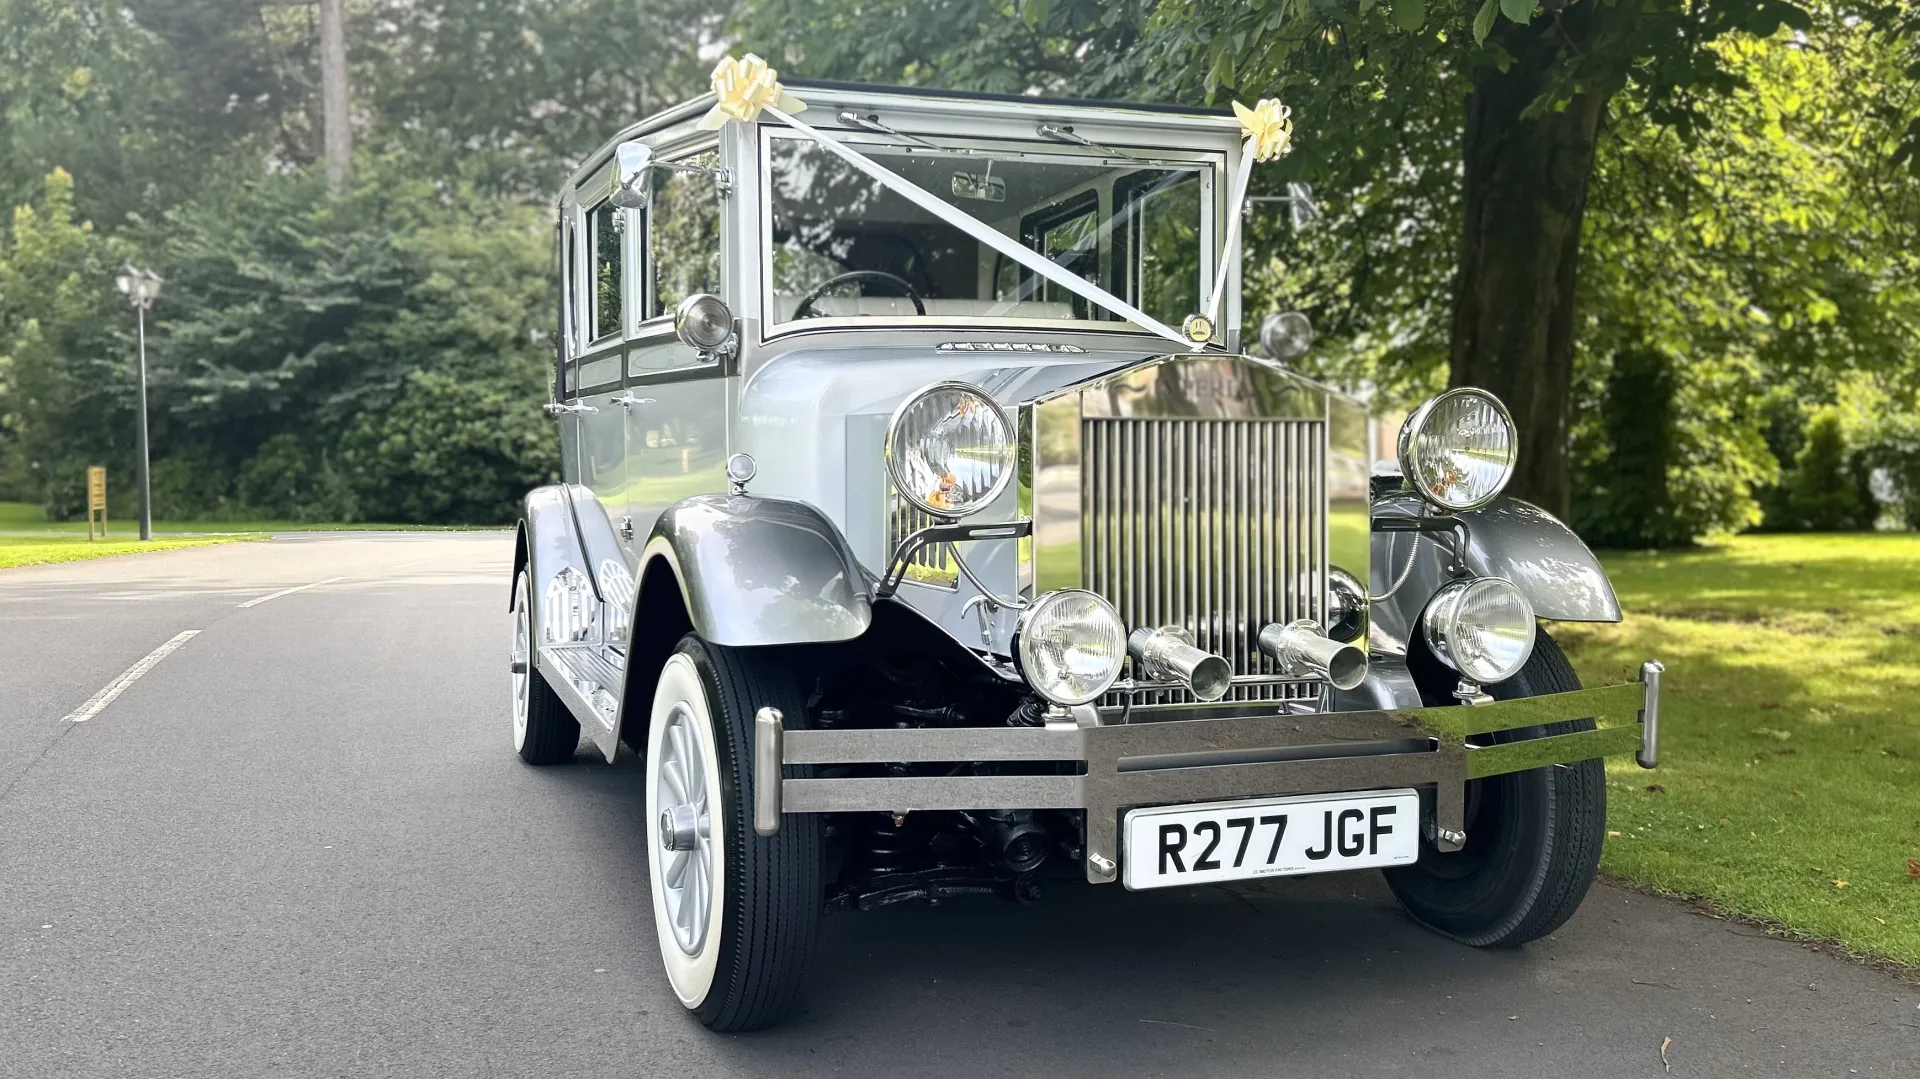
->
[1232,98,1293,162]
[698,53,808,130]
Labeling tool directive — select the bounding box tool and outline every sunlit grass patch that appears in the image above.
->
[0,533,259,569]
[1556,533,1920,970]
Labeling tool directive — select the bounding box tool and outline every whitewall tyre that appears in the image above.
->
[511,569,580,765]
[645,636,821,1032]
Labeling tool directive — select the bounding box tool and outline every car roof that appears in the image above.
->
[783,78,1235,120]
[565,78,1240,198]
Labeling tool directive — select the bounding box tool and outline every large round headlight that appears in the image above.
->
[1398,388,1517,511]
[1016,590,1126,706]
[1421,576,1536,685]
[885,381,1015,518]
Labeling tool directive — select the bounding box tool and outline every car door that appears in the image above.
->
[624,146,729,545]
[571,170,634,564]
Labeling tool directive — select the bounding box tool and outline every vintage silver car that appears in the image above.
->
[510,79,1663,1031]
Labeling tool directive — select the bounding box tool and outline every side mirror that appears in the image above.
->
[1259,311,1315,363]
[1286,181,1320,230]
[612,141,653,209]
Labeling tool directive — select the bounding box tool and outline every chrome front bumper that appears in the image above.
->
[756,661,1663,884]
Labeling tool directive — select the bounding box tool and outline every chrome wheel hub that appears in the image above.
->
[659,803,702,852]
[654,702,714,955]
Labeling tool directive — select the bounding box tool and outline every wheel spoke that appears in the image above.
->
[661,757,687,806]
[671,719,694,779]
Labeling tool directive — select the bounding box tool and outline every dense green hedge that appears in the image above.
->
[0,165,558,525]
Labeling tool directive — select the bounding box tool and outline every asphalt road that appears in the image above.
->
[2,533,1915,1078]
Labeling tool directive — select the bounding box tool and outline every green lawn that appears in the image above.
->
[1554,533,1920,971]
[0,498,478,569]
[0,501,485,535]
[0,532,259,569]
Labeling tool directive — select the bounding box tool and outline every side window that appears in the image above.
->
[1116,170,1203,329]
[1015,191,1102,320]
[589,200,623,343]
[558,219,577,398]
[650,150,721,318]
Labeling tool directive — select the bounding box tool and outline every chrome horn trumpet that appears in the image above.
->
[1258,619,1368,691]
[1127,626,1232,701]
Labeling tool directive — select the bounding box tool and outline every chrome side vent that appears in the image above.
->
[885,486,958,588]
[1082,416,1326,706]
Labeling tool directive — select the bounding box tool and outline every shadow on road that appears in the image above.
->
[538,745,1604,1074]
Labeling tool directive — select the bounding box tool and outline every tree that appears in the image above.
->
[0,167,133,515]
[739,0,1853,519]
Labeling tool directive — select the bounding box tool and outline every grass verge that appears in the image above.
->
[1555,533,1920,971]
[0,501,486,534]
[0,532,260,569]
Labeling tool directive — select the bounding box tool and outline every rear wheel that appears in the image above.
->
[512,569,580,765]
[645,636,821,1031]
[1383,632,1606,946]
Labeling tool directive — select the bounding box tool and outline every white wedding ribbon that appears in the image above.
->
[763,104,1199,351]
[1203,146,1257,332]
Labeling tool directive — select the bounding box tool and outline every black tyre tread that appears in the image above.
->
[1386,633,1606,947]
[1486,639,1606,945]
[516,571,580,766]
[681,637,821,1032]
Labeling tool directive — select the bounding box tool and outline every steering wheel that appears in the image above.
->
[793,270,926,319]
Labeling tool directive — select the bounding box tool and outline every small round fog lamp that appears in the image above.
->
[1016,590,1127,706]
[1421,576,1537,685]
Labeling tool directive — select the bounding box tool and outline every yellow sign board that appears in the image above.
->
[87,466,107,540]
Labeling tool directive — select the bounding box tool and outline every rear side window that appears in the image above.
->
[589,201,623,342]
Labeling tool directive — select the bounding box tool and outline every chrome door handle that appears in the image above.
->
[543,401,597,416]
[613,394,656,411]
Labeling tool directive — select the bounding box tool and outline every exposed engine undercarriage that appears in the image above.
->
[797,603,1088,909]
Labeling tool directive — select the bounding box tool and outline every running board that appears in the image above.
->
[538,643,625,738]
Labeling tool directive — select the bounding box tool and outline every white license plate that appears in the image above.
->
[1122,788,1420,890]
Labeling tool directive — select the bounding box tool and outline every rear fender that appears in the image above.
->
[515,484,633,646]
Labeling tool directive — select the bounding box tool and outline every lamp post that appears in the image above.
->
[114,264,163,541]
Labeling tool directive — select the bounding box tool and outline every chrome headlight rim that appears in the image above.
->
[884,380,1016,520]
[1397,387,1518,512]
[1015,588,1127,707]
[1420,575,1537,686]
[1326,566,1368,645]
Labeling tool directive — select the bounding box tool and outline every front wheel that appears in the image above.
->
[1383,632,1606,947]
[645,636,821,1031]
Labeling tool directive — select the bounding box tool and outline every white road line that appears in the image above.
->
[237,576,347,608]
[62,631,201,724]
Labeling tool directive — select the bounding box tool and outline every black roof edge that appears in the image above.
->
[782,78,1233,119]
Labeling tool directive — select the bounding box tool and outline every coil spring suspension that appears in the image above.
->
[857,813,917,879]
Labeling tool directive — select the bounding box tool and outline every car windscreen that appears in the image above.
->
[765,132,1213,331]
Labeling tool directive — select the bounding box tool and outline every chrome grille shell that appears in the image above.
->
[1019,355,1367,706]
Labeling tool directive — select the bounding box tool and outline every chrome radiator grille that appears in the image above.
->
[886,488,957,588]
[1082,416,1326,705]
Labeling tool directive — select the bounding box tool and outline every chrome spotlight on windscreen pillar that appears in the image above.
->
[1127,627,1232,702]
[1258,619,1368,691]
